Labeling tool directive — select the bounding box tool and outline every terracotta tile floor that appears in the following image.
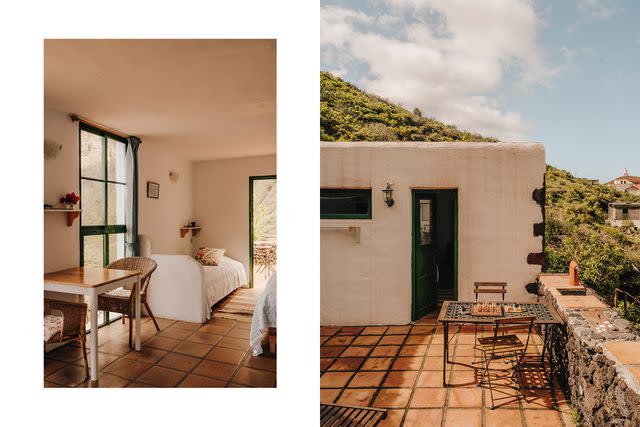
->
[320,313,576,427]
[45,300,276,388]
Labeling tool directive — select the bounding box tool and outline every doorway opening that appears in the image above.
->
[249,175,277,289]
[411,189,458,320]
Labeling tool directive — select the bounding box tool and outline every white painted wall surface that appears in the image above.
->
[320,142,545,326]
[138,141,194,255]
[193,155,276,275]
[44,107,80,273]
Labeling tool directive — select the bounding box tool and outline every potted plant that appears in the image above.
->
[59,192,80,209]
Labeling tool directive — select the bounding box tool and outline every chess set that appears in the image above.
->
[444,302,557,322]
[504,303,524,314]
[470,302,502,317]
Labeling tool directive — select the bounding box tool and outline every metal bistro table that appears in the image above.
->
[437,301,564,387]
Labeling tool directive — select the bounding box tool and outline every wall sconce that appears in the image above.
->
[44,140,63,160]
[169,170,180,183]
[382,182,394,207]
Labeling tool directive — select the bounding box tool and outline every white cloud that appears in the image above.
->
[321,0,560,140]
[577,0,617,20]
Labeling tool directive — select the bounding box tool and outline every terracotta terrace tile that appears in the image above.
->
[404,409,444,426]
[371,345,400,357]
[347,371,386,388]
[444,408,482,427]
[337,388,377,406]
[373,388,412,408]
[604,341,640,365]
[341,346,373,357]
[320,315,568,426]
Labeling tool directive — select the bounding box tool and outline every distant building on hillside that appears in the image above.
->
[608,202,640,228]
[605,168,640,196]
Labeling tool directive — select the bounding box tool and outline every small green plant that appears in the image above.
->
[570,405,582,425]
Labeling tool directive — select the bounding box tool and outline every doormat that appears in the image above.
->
[211,287,259,322]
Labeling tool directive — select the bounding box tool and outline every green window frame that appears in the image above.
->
[79,123,128,326]
[320,188,372,219]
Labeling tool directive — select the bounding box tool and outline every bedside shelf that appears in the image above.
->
[180,226,201,238]
[45,209,81,226]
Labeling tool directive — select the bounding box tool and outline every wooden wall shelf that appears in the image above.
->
[45,209,81,226]
[180,226,201,238]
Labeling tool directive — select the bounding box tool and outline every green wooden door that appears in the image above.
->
[412,194,438,319]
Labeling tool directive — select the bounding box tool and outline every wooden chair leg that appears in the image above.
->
[81,336,89,379]
[144,300,160,331]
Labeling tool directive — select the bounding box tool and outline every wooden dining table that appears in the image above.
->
[44,267,142,381]
[437,300,565,387]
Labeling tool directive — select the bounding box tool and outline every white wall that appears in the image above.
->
[193,155,276,275]
[138,141,193,255]
[44,107,194,274]
[44,107,80,273]
[320,141,545,326]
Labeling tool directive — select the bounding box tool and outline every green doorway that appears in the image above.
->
[249,175,277,288]
[412,189,458,320]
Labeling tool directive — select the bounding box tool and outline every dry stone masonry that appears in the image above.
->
[539,274,640,426]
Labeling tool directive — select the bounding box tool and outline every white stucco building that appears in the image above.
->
[320,141,546,326]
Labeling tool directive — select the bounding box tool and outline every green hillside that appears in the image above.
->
[544,166,640,297]
[320,71,498,142]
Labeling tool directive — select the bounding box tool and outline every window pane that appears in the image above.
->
[321,189,371,218]
[420,200,432,245]
[107,138,126,182]
[108,183,126,225]
[108,233,126,264]
[80,130,104,179]
[81,179,105,225]
[83,235,104,268]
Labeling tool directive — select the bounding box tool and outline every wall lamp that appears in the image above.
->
[382,182,394,207]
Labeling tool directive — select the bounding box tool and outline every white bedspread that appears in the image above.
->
[250,272,277,356]
[203,257,248,310]
[148,254,247,323]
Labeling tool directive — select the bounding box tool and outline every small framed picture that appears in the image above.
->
[147,181,160,199]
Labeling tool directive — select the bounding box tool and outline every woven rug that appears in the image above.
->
[211,287,260,322]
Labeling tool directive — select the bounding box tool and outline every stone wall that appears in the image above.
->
[539,275,640,426]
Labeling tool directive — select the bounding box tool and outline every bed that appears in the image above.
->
[250,272,277,356]
[141,237,247,323]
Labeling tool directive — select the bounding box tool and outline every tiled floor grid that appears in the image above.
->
[45,313,276,388]
[320,313,576,427]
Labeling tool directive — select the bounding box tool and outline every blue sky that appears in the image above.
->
[321,0,639,182]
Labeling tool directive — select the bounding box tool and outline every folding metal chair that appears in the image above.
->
[475,316,535,409]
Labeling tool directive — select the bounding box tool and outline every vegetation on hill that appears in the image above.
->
[320,71,498,142]
[544,166,640,303]
[252,179,276,242]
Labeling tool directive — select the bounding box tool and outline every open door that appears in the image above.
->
[412,190,457,320]
[249,175,277,288]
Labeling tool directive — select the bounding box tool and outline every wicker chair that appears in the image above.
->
[44,298,89,379]
[98,257,159,348]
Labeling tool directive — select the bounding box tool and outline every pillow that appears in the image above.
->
[195,247,226,266]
